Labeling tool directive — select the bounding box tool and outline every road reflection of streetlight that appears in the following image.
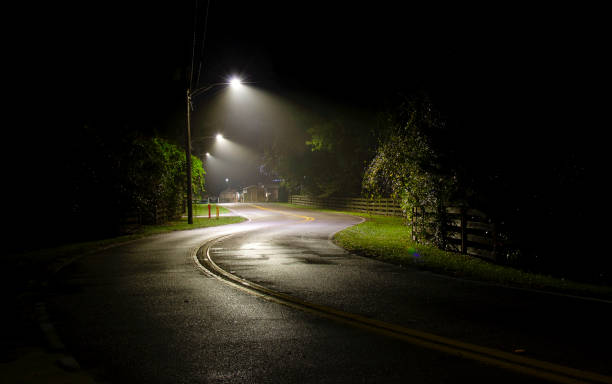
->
[185,77,242,224]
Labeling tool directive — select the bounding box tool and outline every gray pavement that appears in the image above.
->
[41,203,611,383]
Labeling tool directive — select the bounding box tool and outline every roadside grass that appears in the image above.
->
[190,203,231,215]
[274,203,612,300]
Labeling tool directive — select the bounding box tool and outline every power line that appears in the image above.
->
[195,0,211,88]
[188,0,200,90]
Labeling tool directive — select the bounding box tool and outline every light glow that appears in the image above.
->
[216,133,223,140]
[229,77,242,88]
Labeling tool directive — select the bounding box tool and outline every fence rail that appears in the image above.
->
[289,195,403,216]
[411,206,508,262]
[290,194,508,263]
[121,203,181,227]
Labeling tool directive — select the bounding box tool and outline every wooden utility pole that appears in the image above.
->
[184,78,243,225]
[185,89,193,224]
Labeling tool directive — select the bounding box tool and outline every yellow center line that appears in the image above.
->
[248,204,315,222]
[194,235,612,384]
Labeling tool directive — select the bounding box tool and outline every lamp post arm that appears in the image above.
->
[191,136,222,142]
[190,82,228,99]
[185,78,243,224]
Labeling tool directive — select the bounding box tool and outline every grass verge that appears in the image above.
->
[191,203,231,215]
[275,203,612,300]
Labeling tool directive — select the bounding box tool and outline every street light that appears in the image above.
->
[185,77,242,224]
[230,77,242,88]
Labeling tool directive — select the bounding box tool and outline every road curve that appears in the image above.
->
[46,203,612,383]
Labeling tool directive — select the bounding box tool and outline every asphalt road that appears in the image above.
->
[46,203,612,383]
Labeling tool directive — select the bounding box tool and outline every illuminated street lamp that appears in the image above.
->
[185,77,242,224]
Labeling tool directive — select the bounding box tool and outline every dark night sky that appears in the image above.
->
[27,3,598,120]
[11,2,605,197]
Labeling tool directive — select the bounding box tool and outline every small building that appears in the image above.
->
[265,184,280,202]
[241,183,280,202]
[241,185,266,202]
[219,188,240,203]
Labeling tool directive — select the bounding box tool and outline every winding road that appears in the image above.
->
[46,203,612,383]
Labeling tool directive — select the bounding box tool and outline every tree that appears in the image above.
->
[121,136,205,224]
[261,115,374,197]
[61,127,205,235]
[303,119,375,197]
[363,97,457,246]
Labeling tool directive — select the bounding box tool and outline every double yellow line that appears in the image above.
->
[194,232,611,384]
[249,204,315,222]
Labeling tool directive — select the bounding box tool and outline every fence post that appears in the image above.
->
[411,206,417,242]
[422,206,427,242]
[492,221,498,262]
[438,204,446,249]
[460,208,467,254]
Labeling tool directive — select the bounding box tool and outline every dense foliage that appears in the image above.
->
[303,120,374,197]
[263,117,374,197]
[362,98,458,246]
[119,136,205,224]
[26,127,204,247]
[361,97,604,284]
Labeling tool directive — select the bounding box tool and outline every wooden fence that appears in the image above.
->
[411,206,508,262]
[290,194,508,262]
[121,203,179,227]
[289,195,403,216]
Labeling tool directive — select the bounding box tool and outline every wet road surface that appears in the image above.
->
[46,203,612,383]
